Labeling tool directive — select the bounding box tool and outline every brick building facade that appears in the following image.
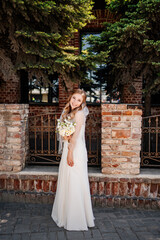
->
[0,7,160,208]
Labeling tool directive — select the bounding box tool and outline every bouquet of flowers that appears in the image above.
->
[56,118,76,137]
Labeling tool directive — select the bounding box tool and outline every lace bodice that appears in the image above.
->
[57,106,89,154]
[68,110,86,152]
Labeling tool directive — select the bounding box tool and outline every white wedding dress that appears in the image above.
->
[51,107,95,231]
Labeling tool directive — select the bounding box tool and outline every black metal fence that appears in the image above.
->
[28,113,101,166]
[141,115,160,167]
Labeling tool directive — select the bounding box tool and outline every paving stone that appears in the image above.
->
[57,231,67,240]
[112,219,130,228]
[91,229,102,239]
[101,232,121,240]
[83,229,92,239]
[48,231,57,239]
[12,233,21,240]
[131,226,148,232]
[116,227,139,240]
[21,233,31,240]
[0,234,12,240]
[66,231,84,239]
[0,202,160,240]
[14,224,30,233]
[136,232,158,240]
[30,223,40,232]
[30,232,48,240]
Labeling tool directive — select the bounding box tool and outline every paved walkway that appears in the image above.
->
[0,202,160,240]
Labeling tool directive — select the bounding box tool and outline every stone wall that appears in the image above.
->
[101,104,142,175]
[0,104,29,172]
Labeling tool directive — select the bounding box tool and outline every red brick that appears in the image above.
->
[0,179,5,189]
[102,112,111,115]
[140,183,150,198]
[0,127,7,144]
[10,115,21,121]
[21,180,28,191]
[128,182,135,196]
[150,184,158,198]
[51,181,57,193]
[119,182,128,196]
[36,180,42,191]
[98,182,104,195]
[43,180,50,192]
[123,110,132,115]
[14,179,20,190]
[105,182,111,195]
[112,129,131,139]
[135,183,141,196]
[104,116,121,121]
[90,182,98,195]
[133,110,142,115]
[112,182,119,196]
[29,180,35,191]
[6,178,14,190]
[112,111,121,115]
[132,133,141,139]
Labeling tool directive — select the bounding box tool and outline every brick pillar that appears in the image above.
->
[0,104,29,172]
[121,78,142,104]
[101,104,142,175]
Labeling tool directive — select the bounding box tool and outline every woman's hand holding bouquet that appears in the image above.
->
[57,118,76,167]
[57,118,76,141]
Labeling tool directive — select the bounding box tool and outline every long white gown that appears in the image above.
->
[51,107,95,231]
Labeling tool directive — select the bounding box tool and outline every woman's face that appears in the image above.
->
[70,93,83,110]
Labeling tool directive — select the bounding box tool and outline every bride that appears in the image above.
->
[51,89,95,231]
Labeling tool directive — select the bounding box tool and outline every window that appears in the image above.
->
[151,92,160,105]
[80,32,106,103]
[29,74,59,104]
[80,32,120,104]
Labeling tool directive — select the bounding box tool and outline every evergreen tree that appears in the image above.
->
[0,0,93,86]
[87,0,160,115]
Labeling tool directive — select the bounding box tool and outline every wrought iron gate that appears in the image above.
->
[28,113,101,166]
[141,114,160,167]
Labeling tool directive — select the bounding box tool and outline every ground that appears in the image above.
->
[0,202,160,240]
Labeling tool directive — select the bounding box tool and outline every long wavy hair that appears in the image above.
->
[61,89,87,121]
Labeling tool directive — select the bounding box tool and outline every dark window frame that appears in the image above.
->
[80,30,108,105]
[28,74,59,105]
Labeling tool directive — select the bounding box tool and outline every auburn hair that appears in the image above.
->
[61,89,87,121]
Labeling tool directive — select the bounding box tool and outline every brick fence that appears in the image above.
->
[0,103,160,208]
[0,104,29,172]
[0,103,142,174]
[101,104,142,175]
[0,172,160,209]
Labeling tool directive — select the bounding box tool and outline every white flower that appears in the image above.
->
[56,118,76,137]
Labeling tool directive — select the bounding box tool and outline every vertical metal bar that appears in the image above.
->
[149,117,151,154]
[141,118,144,166]
[34,117,37,153]
[41,115,43,154]
[48,115,50,154]
[89,127,91,155]
[55,115,57,154]
[97,132,99,165]
[156,116,158,155]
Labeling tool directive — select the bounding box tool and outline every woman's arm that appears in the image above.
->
[67,111,84,167]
